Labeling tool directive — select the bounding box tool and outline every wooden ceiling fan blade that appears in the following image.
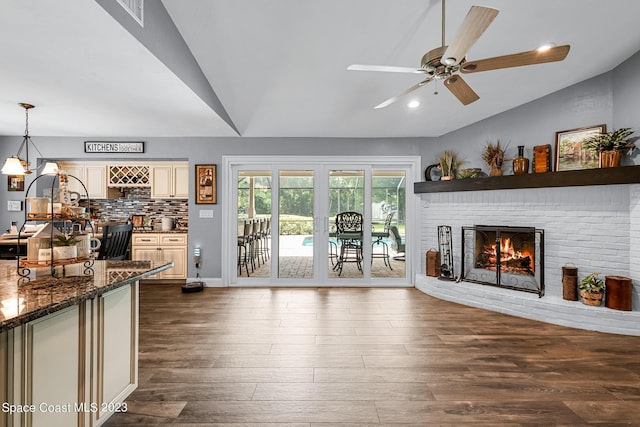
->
[442,6,499,66]
[374,78,433,109]
[444,75,479,105]
[460,44,571,73]
[347,64,425,74]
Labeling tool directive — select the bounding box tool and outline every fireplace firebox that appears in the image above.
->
[461,225,544,297]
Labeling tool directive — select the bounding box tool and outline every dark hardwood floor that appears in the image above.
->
[104,284,640,426]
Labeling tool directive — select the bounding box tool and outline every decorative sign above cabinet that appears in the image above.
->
[84,141,145,153]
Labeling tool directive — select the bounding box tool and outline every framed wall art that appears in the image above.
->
[195,164,216,204]
[555,124,605,171]
[7,174,24,191]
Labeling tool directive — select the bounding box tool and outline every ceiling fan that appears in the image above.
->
[348,0,570,108]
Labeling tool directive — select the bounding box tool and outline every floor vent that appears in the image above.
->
[117,0,144,27]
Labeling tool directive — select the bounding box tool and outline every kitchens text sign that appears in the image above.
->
[84,141,145,153]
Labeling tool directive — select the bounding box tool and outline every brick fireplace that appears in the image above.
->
[460,225,544,297]
[416,184,640,336]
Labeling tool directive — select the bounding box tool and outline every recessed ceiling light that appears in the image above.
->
[537,42,556,52]
[408,100,420,109]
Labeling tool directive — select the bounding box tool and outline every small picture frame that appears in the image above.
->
[555,124,606,171]
[195,164,217,204]
[8,175,24,191]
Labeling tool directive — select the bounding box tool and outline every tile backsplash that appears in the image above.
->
[81,197,188,228]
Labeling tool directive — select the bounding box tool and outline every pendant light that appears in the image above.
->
[1,103,46,175]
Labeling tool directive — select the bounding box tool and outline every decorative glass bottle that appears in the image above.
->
[513,145,529,174]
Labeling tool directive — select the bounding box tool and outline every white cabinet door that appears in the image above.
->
[173,164,189,198]
[59,162,107,199]
[152,163,188,198]
[95,284,138,425]
[151,165,173,198]
[131,247,161,278]
[28,305,83,427]
[158,247,187,279]
[85,164,107,199]
[63,163,86,195]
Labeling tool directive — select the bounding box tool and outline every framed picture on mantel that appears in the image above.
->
[196,164,216,204]
[555,124,605,171]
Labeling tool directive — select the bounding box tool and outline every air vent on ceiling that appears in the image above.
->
[117,0,144,27]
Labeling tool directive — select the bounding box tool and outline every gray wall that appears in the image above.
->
[613,49,640,131]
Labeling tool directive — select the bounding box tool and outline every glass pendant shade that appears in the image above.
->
[1,157,26,175]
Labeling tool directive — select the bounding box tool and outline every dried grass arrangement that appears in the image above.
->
[483,140,507,176]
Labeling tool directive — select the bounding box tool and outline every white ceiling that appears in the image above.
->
[1,0,640,139]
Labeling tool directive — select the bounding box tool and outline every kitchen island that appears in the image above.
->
[0,259,173,427]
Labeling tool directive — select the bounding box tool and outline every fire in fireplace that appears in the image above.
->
[461,225,545,297]
[474,226,535,275]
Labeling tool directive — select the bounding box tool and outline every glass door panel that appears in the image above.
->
[371,170,406,278]
[328,170,365,279]
[237,171,272,278]
[232,159,412,285]
[278,171,314,279]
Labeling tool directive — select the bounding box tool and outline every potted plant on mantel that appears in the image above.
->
[582,127,636,168]
[578,272,605,306]
[482,140,507,176]
[438,150,461,180]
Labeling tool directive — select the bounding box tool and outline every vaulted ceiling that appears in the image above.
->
[1,0,640,138]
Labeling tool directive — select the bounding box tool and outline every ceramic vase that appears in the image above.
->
[513,145,529,174]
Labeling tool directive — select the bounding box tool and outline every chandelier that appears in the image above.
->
[1,103,53,175]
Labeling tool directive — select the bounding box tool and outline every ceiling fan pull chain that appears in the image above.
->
[434,79,439,96]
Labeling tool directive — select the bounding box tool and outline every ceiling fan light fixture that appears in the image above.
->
[537,42,556,52]
[408,100,420,109]
[442,57,457,65]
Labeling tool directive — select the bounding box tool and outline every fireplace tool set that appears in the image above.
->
[437,225,455,280]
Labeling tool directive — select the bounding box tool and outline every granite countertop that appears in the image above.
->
[0,259,173,332]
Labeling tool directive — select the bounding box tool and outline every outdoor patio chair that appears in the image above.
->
[371,212,394,269]
[335,211,363,275]
[389,225,405,261]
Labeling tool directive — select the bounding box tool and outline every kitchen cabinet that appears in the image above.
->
[85,164,108,198]
[59,161,188,200]
[151,162,189,199]
[131,233,187,280]
[0,280,139,427]
[59,161,107,199]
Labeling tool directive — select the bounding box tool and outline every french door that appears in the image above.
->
[224,156,418,286]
